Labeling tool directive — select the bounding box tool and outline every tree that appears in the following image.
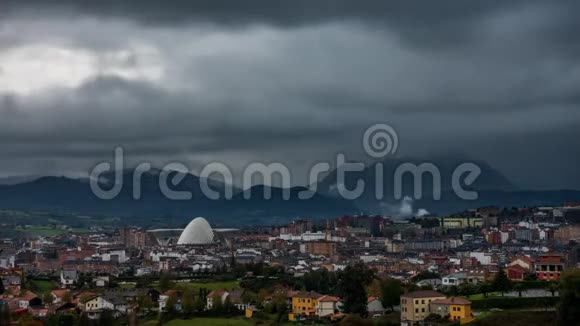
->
[182,288,195,315]
[211,293,224,314]
[524,272,538,281]
[405,282,419,293]
[492,269,512,296]
[380,279,403,311]
[0,300,10,326]
[99,309,115,326]
[194,295,206,313]
[478,282,491,298]
[159,273,174,292]
[337,263,375,316]
[165,294,177,313]
[367,279,384,298]
[459,283,476,296]
[514,282,525,297]
[557,269,580,325]
[549,282,559,297]
[62,291,72,303]
[137,294,154,313]
[241,291,258,306]
[223,297,236,313]
[43,292,54,305]
[446,285,459,296]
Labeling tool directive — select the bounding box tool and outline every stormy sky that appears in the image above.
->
[0,0,579,189]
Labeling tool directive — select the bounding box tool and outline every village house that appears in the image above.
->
[288,291,322,321]
[317,295,340,317]
[367,297,385,316]
[400,290,446,326]
[430,296,473,324]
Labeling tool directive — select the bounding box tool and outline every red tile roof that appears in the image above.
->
[367,296,380,303]
[319,295,341,302]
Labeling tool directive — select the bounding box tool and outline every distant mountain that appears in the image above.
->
[0,169,357,226]
[0,161,578,226]
[315,155,580,216]
[317,156,515,197]
[0,175,42,185]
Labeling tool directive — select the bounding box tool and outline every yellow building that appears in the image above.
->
[288,291,323,321]
[245,307,258,318]
[400,290,446,325]
[430,296,473,324]
[442,216,483,229]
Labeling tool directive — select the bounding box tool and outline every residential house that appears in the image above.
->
[400,290,446,326]
[416,279,442,289]
[317,295,340,317]
[535,253,566,281]
[51,290,70,304]
[367,297,385,316]
[159,290,182,312]
[83,294,128,318]
[92,276,109,287]
[507,264,528,281]
[289,291,323,321]
[429,296,473,324]
[228,289,252,311]
[60,269,78,289]
[206,289,229,310]
[18,291,41,309]
[508,255,534,271]
[1,275,21,291]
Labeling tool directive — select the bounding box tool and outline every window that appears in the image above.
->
[422,308,425,313]
[421,300,425,304]
[415,308,418,313]
[415,300,419,304]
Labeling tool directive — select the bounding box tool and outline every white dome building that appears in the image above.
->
[177,217,214,245]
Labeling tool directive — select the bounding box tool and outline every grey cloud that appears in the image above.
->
[1,0,572,49]
[0,2,579,189]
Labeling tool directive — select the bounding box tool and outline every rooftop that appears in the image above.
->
[401,290,445,299]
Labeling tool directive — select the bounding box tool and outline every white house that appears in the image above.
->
[84,295,128,317]
[60,270,78,288]
[367,297,385,316]
[317,295,340,316]
[206,290,230,310]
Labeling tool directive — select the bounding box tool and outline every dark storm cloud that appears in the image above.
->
[1,0,566,48]
[0,1,579,189]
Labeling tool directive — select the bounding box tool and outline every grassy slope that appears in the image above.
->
[467,311,557,326]
[142,318,254,326]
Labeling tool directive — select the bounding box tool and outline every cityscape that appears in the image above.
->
[1,204,580,325]
[1,1,580,326]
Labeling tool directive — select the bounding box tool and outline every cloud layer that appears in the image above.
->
[0,1,579,189]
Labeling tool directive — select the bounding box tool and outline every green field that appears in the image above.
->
[29,279,57,294]
[153,281,240,292]
[468,311,556,326]
[176,281,240,292]
[119,282,137,289]
[142,318,254,326]
[22,226,91,237]
[468,292,502,300]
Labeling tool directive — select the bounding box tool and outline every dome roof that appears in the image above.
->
[177,217,214,245]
